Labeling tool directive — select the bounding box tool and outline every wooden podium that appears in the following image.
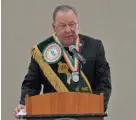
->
[19,92,107,120]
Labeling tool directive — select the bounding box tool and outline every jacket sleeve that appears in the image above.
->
[94,40,112,112]
[19,57,42,105]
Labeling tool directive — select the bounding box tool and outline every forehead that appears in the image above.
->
[55,10,78,23]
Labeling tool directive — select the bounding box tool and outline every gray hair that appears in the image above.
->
[53,5,78,22]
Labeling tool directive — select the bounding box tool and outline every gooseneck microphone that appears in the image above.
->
[69,45,86,65]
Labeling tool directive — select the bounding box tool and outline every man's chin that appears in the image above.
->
[62,43,72,47]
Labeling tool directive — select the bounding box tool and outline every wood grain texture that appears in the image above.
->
[26,92,104,115]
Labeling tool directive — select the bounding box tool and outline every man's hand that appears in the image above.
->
[13,104,26,119]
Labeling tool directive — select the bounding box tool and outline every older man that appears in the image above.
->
[14,5,111,118]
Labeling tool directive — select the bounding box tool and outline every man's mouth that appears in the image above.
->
[64,35,73,38]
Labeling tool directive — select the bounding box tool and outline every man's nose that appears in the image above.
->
[65,25,72,32]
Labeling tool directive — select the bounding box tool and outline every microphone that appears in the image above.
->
[69,45,86,65]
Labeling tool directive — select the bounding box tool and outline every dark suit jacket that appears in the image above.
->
[20,34,112,111]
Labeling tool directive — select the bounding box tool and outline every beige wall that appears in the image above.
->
[2,0,136,120]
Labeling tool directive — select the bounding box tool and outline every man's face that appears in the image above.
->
[52,10,79,46]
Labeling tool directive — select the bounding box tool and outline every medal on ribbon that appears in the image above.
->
[72,72,79,82]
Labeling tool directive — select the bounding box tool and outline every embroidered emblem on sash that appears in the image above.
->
[58,62,72,85]
[42,43,62,64]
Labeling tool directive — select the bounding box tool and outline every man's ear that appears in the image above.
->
[52,23,55,32]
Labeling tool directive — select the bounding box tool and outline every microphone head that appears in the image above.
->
[69,45,76,52]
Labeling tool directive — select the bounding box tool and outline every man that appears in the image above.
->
[14,5,111,118]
